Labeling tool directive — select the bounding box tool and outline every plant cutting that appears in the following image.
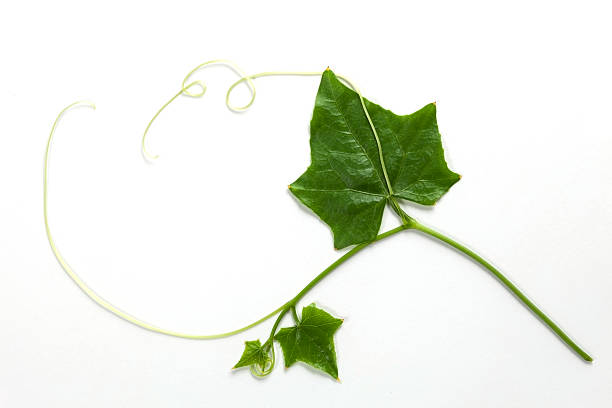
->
[44,60,592,381]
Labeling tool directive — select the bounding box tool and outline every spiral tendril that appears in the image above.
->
[140,60,393,198]
[249,343,275,378]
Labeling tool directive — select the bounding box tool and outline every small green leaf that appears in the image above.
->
[275,304,343,379]
[289,69,460,248]
[233,340,268,370]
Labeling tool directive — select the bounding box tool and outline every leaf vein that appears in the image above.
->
[324,74,387,193]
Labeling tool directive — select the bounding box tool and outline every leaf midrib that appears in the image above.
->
[325,74,389,195]
[288,186,387,198]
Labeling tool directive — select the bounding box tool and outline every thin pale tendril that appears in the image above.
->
[45,101,286,339]
[141,60,395,196]
[250,344,275,377]
[47,60,394,341]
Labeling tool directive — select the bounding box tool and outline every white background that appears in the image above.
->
[1,1,611,407]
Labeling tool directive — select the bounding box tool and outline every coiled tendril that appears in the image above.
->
[140,60,394,197]
[250,343,275,378]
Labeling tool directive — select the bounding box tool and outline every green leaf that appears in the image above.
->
[275,304,343,379]
[289,69,460,248]
[233,340,268,370]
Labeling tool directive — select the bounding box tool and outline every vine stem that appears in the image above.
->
[410,220,593,362]
[260,226,409,346]
[262,219,592,363]
[47,66,591,363]
[289,225,409,306]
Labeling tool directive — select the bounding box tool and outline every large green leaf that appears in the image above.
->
[275,304,343,379]
[289,69,460,248]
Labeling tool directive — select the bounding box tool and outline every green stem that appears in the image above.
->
[291,306,300,323]
[388,197,412,225]
[289,224,410,306]
[268,308,289,343]
[260,224,409,346]
[411,220,593,362]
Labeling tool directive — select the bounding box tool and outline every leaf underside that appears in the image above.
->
[289,69,460,248]
[275,304,343,379]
